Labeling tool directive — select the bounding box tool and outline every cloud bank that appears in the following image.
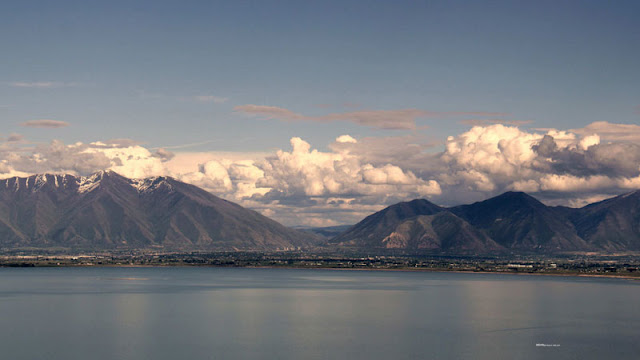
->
[2,121,640,225]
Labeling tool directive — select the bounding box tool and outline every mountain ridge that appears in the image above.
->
[2,171,640,254]
[449,191,589,251]
[332,190,640,253]
[0,171,320,250]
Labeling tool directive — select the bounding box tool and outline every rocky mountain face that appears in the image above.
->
[332,191,640,253]
[375,212,503,252]
[331,199,445,247]
[0,171,319,250]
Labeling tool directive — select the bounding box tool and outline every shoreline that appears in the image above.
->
[2,262,638,281]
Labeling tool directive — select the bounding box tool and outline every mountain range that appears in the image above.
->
[331,191,640,253]
[1,171,639,253]
[0,171,319,250]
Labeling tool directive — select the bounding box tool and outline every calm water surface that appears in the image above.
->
[1,267,638,360]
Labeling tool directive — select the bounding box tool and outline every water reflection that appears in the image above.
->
[0,268,638,360]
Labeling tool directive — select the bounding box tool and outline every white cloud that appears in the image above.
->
[0,140,112,176]
[425,123,640,206]
[82,143,167,179]
[2,121,640,226]
[257,137,440,197]
[335,134,357,143]
[441,124,543,190]
[0,140,168,179]
[167,136,441,225]
[579,134,600,150]
[199,160,234,191]
[538,174,611,192]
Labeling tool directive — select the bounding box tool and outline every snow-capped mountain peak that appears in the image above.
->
[1,171,175,195]
[0,170,318,251]
[129,176,175,194]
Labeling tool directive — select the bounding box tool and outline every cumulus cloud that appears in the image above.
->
[531,135,640,178]
[261,137,439,197]
[0,140,168,179]
[2,120,640,226]
[82,143,167,178]
[172,136,441,225]
[426,123,640,206]
[20,119,70,128]
[1,140,112,176]
[235,104,508,130]
[335,134,357,144]
[439,124,543,192]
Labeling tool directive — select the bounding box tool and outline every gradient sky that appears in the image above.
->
[2,1,640,226]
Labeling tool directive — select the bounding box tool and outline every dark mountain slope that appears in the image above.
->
[571,190,640,251]
[0,171,319,250]
[45,172,155,248]
[138,177,315,249]
[450,192,588,251]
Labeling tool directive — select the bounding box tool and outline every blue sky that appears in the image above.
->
[2,1,640,225]
[3,0,639,148]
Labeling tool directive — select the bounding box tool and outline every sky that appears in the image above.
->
[1,0,640,226]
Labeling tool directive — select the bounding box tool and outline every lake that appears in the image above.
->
[1,267,638,359]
